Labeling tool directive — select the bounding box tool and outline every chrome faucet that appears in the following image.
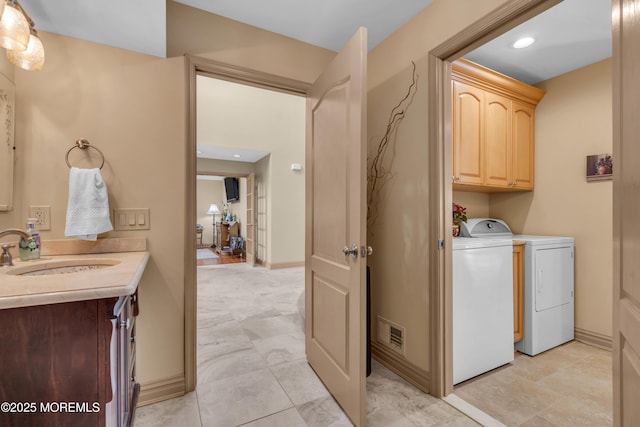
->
[0,229,31,267]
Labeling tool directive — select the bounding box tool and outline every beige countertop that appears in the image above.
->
[512,240,527,246]
[0,241,149,309]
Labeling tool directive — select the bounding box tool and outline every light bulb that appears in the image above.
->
[7,30,44,71]
[0,2,29,51]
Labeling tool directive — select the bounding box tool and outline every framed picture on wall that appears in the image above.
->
[586,153,613,181]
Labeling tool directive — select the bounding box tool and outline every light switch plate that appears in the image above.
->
[112,208,150,231]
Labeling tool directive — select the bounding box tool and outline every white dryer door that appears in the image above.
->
[534,246,573,312]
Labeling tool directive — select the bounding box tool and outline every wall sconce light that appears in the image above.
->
[0,0,45,71]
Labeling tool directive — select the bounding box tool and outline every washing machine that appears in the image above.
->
[453,237,514,384]
[460,218,574,356]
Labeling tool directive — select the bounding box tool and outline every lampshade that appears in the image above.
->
[7,28,44,70]
[207,204,220,215]
[0,1,29,51]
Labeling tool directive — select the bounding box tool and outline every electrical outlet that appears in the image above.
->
[29,205,51,230]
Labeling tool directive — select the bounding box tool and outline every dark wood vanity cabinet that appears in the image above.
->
[0,293,139,427]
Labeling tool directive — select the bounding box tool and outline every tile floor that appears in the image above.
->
[454,341,613,426]
[135,263,613,427]
[135,263,475,426]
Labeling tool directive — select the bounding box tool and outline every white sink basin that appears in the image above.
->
[7,258,122,276]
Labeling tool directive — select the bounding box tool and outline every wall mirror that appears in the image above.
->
[0,72,14,211]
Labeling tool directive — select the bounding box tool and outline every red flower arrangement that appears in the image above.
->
[452,203,468,224]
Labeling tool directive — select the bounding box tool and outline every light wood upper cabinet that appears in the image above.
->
[484,92,511,187]
[452,59,544,192]
[452,80,484,185]
[512,101,535,190]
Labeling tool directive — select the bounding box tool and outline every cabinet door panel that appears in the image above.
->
[513,245,524,343]
[512,101,535,190]
[0,300,105,427]
[485,93,511,187]
[453,81,484,185]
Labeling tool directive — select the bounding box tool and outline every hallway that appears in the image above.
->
[135,264,475,426]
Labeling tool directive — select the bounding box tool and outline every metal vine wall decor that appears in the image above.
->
[367,61,418,228]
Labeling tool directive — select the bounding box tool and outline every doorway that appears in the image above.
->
[185,57,309,390]
[429,0,614,423]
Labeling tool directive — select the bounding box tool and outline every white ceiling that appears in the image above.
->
[21,0,612,85]
[174,0,432,52]
[20,0,167,58]
[197,145,270,163]
[465,0,611,84]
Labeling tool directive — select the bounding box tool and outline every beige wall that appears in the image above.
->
[167,1,335,83]
[196,178,224,246]
[197,158,256,175]
[453,191,490,218]
[491,58,613,338]
[367,0,510,373]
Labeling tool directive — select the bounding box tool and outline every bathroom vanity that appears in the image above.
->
[0,240,149,427]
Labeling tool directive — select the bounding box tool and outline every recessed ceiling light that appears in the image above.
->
[233,154,241,158]
[513,37,535,49]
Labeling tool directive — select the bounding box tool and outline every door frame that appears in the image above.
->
[427,0,562,397]
[185,55,310,391]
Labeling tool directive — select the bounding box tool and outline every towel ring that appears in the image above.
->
[65,138,105,169]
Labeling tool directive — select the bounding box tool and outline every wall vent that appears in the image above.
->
[377,316,405,355]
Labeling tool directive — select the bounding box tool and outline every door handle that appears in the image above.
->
[360,246,373,257]
[342,244,358,258]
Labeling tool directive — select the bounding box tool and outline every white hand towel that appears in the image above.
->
[65,167,113,241]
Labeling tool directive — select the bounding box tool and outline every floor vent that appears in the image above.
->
[377,316,405,355]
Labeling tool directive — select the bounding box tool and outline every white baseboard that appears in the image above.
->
[137,375,186,407]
